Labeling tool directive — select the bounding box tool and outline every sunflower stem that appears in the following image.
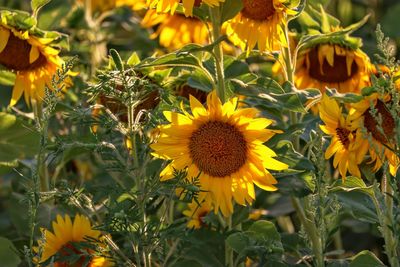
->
[32,100,49,192]
[209,6,226,103]
[374,175,400,267]
[291,197,325,267]
[225,215,234,267]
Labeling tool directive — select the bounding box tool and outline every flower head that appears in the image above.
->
[319,95,369,178]
[36,214,113,267]
[151,91,288,216]
[0,18,74,107]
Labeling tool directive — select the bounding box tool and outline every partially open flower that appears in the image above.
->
[183,199,212,229]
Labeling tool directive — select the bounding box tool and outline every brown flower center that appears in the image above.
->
[307,46,358,83]
[176,85,208,103]
[335,127,351,148]
[363,100,395,144]
[241,0,275,21]
[189,121,247,177]
[0,32,47,71]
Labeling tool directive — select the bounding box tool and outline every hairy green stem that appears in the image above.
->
[374,176,399,267]
[32,100,49,192]
[225,215,234,267]
[209,7,225,103]
[291,198,324,267]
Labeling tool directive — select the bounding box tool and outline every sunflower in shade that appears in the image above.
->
[0,11,74,107]
[349,93,399,176]
[151,91,288,216]
[147,0,225,17]
[35,214,113,267]
[183,198,213,229]
[224,0,297,53]
[141,9,210,51]
[318,95,369,178]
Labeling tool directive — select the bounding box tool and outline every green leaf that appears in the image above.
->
[349,250,385,267]
[110,49,124,72]
[127,52,141,66]
[0,113,40,162]
[0,237,21,267]
[325,88,364,103]
[31,0,52,16]
[0,71,16,86]
[330,176,374,196]
[221,0,243,22]
[227,220,284,262]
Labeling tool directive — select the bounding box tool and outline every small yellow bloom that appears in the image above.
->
[182,198,213,229]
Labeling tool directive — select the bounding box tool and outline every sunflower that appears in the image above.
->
[36,214,113,267]
[182,198,213,229]
[349,93,399,176]
[147,0,225,17]
[224,0,296,53]
[141,9,209,51]
[151,91,288,216]
[319,95,369,178]
[0,23,73,107]
[294,44,372,94]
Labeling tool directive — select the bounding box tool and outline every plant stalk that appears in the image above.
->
[209,6,225,103]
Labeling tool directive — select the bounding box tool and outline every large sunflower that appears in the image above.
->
[0,23,73,107]
[224,0,295,53]
[141,9,209,50]
[151,91,288,216]
[36,214,113,267]
[294,44,372,94]
[147,0,225,17]
[319,95,369,178]
[349,93,399,176]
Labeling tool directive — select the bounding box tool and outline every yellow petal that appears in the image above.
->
[0,27,10,53]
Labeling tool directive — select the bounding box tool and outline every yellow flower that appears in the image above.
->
[141,9,209,50]
[117,0,147,10]
[349,93,399,176]
[0,24,73,107]
[182,198,212,229]
[36,214,113,267]
[151,91,288,216]
[224,0,295,53]
[147,0,225,17]
[293,44,372,94]
[319,95,369,178]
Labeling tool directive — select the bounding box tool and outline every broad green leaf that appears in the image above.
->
[0,237,21,267]
[0,113,40,162]
[31,0,52,16]
[330,176,374,196]
[221,0,243,22]
[332,191,378,223]
[349,250,385,267]
[325,88,364,103]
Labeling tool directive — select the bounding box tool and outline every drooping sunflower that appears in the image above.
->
[151,91,288,216]
[0,16,73,107]
[36,214,113,267]
[349,93,399,176]
[182,198,213,229]
[147,0,225,17]
[294,44,372,94]
[224,0,296,53]
[319,95,369,178]
[141,9,209,51]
